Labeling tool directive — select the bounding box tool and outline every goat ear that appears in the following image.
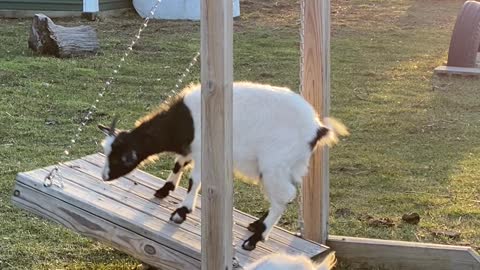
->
[97,124,112,136]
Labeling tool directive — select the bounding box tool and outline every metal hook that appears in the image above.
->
[43,166,64,189]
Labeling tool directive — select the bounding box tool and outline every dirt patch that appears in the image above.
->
[365,216,396,228]
[396,0,462,30]
[235,0,300,29]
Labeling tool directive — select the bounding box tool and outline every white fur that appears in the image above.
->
[244,252,336,270]
[183,82,323,183]
[165,155,192,187]
[101,135,115,180]
[177,82,347,240]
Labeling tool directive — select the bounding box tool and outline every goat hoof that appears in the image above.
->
[154,182,175,199]
[242,239,256,251]
[242,234,263,251]
[170,206,190,224]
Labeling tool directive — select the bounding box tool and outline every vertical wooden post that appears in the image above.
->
[200,0,233,268]
[301,0,330,244]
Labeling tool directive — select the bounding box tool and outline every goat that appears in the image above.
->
[97,81,348,251]
[244,251,337,270]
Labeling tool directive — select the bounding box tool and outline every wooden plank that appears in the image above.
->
[328,235,480,270]
[50,163,266,265]
[36,166,201,249]
[434,66,480,77]
[71,160,282,256]
[81,154,328,256]
[200,0,234,268]
[300,0,331,244]
[57,160,264,264]
[15,169,203,261]
[37,166,203,242]
[81,154,328,258]
[12,154,328,268]
[12,182,200,270]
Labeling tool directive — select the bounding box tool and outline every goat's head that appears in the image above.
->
[97,118,140,181]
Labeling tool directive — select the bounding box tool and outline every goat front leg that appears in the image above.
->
[170,165,201,224]
[242,172,296,251]
[154,154,191,199]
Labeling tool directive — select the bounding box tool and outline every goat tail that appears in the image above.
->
[315,251,337,270]
[317,117,349,148]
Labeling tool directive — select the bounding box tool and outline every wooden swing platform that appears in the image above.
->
[11,153,328,269]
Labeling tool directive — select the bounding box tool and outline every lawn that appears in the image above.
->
[1,0,479,269]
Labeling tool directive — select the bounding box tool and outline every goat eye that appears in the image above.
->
[122,151,137,165]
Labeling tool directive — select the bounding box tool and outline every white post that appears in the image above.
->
[83,0,99,13]
[200,0,234,269]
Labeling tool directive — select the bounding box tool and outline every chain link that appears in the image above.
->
[297,0,306,236]
[43,166,64,188]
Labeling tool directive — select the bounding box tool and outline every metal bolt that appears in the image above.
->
[13,190,20,197]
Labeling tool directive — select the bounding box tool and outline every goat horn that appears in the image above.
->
[109,116,119,136]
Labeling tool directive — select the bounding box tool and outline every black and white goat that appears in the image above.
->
[98,81,348,251]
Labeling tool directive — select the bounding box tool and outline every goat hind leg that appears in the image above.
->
[242,171,297,251]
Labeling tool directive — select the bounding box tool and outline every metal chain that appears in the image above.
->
[299,0,305,96]
[232,256,243,270]
[167,51,200,99]
[44,0,201,188]
[43,167,64,189]
[296,0,306,236]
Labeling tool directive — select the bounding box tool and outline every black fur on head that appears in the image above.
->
[101,131,142,181]
[97,95,195,181]
[98,118,142,181]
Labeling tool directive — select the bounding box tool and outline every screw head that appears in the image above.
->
[13,190,20,197]
[144,244,156,255]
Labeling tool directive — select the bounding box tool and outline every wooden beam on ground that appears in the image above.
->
[328,235,480,270]
[301,0,331,244]
[434,66,480,77]
[200,0,234,268]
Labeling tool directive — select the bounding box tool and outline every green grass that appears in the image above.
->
[1,0,479,269]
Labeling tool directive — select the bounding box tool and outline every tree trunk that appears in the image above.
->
[28,14,99,58]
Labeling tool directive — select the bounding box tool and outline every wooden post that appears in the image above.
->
[200,0,233,268]
[301,0,330,244]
